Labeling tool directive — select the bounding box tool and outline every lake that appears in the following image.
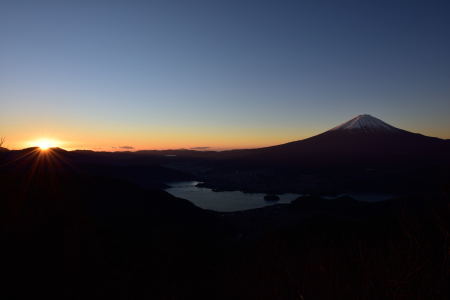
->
[166,181,393,212]
[166,181,300,212]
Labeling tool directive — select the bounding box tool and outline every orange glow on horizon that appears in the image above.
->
[13,136,303,152]
[12,126,318,152]
[29,139,61,151]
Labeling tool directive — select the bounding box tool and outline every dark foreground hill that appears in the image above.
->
[0,148,448,299]
[1,147,196,189]
[0,148,228,299]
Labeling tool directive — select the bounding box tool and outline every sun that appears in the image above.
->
[33,139,59,151]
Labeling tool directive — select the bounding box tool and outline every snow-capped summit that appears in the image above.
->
[330,114,400,132]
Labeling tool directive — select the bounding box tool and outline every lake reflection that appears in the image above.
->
[166,181,394,212]
[166,181,300,212]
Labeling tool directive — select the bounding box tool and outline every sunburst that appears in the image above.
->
[31,139,60,151]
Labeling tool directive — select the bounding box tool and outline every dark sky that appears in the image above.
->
[1,0,450,149]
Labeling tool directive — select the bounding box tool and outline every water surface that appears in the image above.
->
[166,181,300,212]
[166,181,394,212]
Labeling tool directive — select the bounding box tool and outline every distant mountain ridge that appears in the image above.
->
[1,115,448,195]
[2,115,448,165]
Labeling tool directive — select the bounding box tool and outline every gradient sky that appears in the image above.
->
[1,0,450,150]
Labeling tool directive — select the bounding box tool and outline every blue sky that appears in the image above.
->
[1,0,449,149]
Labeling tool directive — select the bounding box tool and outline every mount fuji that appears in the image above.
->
[230,114,450,166]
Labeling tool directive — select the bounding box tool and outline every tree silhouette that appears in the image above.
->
[0,137,5,148]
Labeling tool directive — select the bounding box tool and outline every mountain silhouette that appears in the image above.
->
[228,114,450,167]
